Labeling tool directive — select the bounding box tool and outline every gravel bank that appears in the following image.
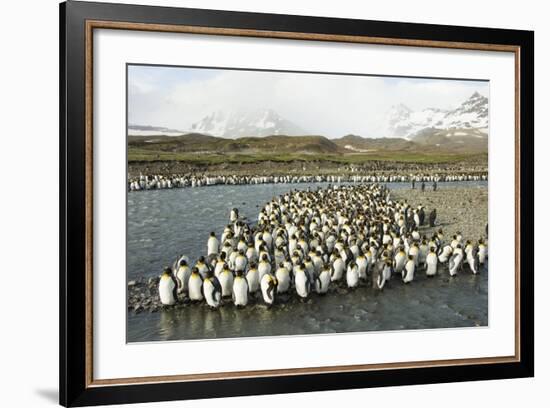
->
[391,185,488,242]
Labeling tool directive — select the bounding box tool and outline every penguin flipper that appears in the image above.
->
[267,283,275,302]
[212,276,222,294]
[172,279,178,301]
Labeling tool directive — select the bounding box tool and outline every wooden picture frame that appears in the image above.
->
[60,1,534,406]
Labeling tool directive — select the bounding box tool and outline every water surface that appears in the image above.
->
[127,181,488,342]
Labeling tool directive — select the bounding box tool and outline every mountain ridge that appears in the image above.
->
[190,108,307,139]
[386,92,489,140]
[129,130,486,156]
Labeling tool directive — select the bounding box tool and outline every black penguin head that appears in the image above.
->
[250,262,257,269]
[179,259,187,267]
[198,256,205,263]
[191,267,199,274]
[162,267,172,276]
[210,231,215,237]
[262,254,268,261]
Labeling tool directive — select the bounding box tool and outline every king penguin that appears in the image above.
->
[260,273,278,306]
[246,262,260,293]
[202,269,222,309]
[158,267,178,306]
[188,267,204,302]
[426,247,438,277]
[175,259,191,294]
[207,232,219,256]
[403,255,415,283]
[275,262,291,293]
[294,263,311,299]
[219,264,235,298]
[232,269,249,307]
[315,263,331,294]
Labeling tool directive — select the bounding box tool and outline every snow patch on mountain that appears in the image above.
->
[386,92,489,140]
[191,109,306,138]
[128,124,188,136]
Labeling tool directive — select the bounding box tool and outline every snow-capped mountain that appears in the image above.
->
[190,109,306,138]
[128,124,188,136]
[386,92,489,140]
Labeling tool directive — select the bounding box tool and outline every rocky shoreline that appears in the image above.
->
[128,276,380,314]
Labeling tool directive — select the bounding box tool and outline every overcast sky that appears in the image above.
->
[128,65,488,138]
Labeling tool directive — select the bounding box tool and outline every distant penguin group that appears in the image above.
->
[156,183,488,307]
[129,172,488,192]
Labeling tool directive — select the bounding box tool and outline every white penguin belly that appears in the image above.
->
[188,276,203,301]
[159,277,176,305]
[346,267,359,288]
[295,272,309,298]
[331,261,344,281]
[246,270,259,292]
[260,277,275,304]
[426,255,438,276]
[232,278,248,306]
[394,255,406,273]
[403,262,415,283]
[219,272,234,297]
[275,270,290,293]
[316,271,331,294]
[176,267,190,293]
[207,239,219,255]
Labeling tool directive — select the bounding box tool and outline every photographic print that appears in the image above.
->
[126,65,489,343]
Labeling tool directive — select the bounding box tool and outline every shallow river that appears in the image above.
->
[127,181,488,342]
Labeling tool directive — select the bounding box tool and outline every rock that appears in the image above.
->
[127,280,137,287]
[133,305,143,314]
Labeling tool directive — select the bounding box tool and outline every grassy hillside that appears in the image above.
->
[128,132,487,165]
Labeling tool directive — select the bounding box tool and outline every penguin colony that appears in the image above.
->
[156,183,488,308]
[128,173,487,191]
